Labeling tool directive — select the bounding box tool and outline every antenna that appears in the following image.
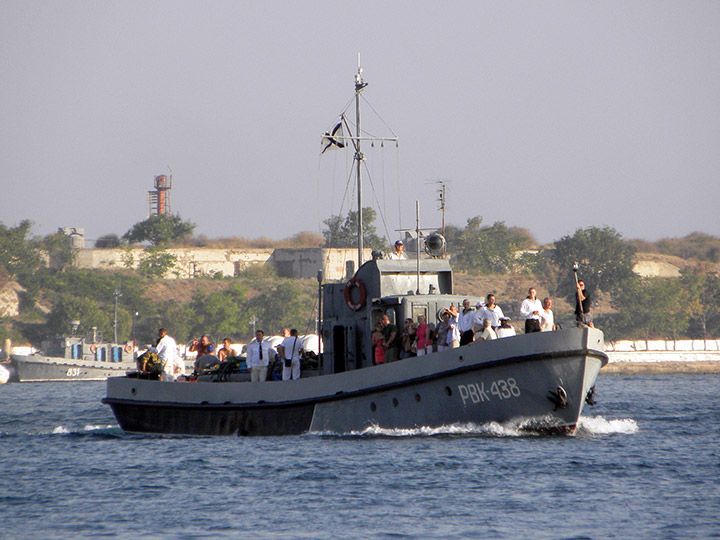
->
[425,179,450,256]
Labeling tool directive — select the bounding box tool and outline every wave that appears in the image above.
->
[50,424,124,438]
[577,415,639,435]
[315,420,538,438]
[314,415,638,438]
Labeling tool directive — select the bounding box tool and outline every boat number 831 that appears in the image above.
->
[458,378,521,405]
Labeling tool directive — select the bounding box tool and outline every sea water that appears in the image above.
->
[0,375,718,540]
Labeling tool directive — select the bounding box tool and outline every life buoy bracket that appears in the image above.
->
[344,277,367,311]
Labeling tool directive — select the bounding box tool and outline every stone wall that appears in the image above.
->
[74,247,373,282]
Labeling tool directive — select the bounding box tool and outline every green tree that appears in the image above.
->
[39,269,150,342]
[137,247,178,278]
[657,232,720,262]
[123,214,195,246]
[609,276,689,341]
[148,300,195,345]
[0,220,42,283]
[451,217,528,274]
[189,282,251,340]
[39,230,77,271]
[45,295,112,339]
[246,280,314,336]
[680,269,720,338]
[322,207,385,250]
[552,226,637,298]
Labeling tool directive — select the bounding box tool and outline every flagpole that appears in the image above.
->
[354,57,366,267]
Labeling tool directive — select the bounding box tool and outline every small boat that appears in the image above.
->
[10,335,137,382]
[103,63,608,435]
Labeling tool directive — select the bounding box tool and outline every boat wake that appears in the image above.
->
[314,415,638,439]
[315,419,548,438]
[50,424,124,438]
[577,415,639,436]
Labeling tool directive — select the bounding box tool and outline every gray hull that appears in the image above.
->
[10,354,136,382]
[103,328,607,436]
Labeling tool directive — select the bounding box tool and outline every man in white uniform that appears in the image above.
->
[278,328,303,381]
[520,287,543,333]
[246,330,272,382]
[458,299,476,345]
[475,294,504,332]
[150,328,182,382]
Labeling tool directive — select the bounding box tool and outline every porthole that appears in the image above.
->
[130,387,136,395]
[444,386,452,396]
[370,402,377,412]
[392,397,399,407]
[414,393,421,402]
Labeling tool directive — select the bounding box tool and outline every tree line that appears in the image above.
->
[1,214,719,346]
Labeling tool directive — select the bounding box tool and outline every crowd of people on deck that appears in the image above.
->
[135,326,312,384]
[371,278,593,365]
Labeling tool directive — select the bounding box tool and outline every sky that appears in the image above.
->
[1,1,719,247]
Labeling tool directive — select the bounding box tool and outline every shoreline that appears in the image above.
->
[602,360,720,375]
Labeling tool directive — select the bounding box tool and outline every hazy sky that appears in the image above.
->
[2,1,719,246]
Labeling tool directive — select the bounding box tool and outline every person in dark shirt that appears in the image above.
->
[575,280,594,328]
[381,314,401,362]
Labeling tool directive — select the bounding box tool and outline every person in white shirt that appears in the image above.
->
[387,240,408,260]
[496,317,517,338]
[150,328,182,382]
[475,294,504,331]
[446,305,461,348]
[246,330,273,382]
[519,287,543,334]
[474,318,497,342]
[539,297,556,332]
[458,298,476,345]
[278,328,303,381]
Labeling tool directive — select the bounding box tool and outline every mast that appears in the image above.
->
[354,57,367,266]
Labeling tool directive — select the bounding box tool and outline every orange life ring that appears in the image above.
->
[90,343,97,354]
[344,277,367,311]
[124,343,133,354]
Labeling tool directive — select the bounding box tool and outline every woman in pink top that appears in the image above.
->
[372,322,386,365]
[415,315,431,356]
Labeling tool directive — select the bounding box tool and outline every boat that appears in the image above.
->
[10,334,138,382]
[10,286,140,382]
[103,63,608,436]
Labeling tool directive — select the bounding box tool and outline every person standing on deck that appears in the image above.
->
[434,310,451,352]
[475,294,504,332]
[458,299,476,345]
[520,288,542,333]
[447,305,461,349]
[415,315,431,356]
[150,328,182,382]
[246,330,272,382]
[278,328,303,381]
[381,314,401,362]
[575,280,594,328]
[539,297,556,332]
